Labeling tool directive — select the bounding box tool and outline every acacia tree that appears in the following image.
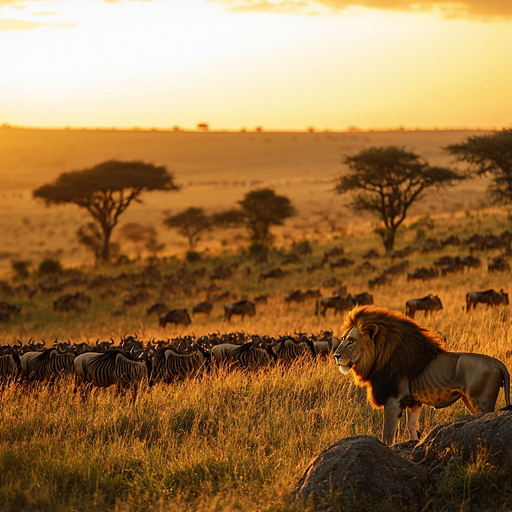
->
[238,188,296,245]
[446,129,512,213]
[33,160,179,262]
[163,207,211,251]
[334,146,463,253]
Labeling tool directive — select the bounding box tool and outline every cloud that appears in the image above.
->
[211,0,512,18]
[33,10,56,15]
[0,18,44,29]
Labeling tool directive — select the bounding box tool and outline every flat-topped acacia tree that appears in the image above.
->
[334,146,464,254]
[33,160,180,262]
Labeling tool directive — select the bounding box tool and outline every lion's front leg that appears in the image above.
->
[406,404,422,440]
[382,398,402,446]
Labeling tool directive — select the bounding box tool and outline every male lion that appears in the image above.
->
[334,305,511,446]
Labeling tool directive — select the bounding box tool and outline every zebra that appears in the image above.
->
[152,344,211,383]
[73,348,150,404]
[212,340,276,370]
[20,343,76,381]
[0,345,21,383]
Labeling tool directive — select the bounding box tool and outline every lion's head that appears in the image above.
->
[334,305,444,407]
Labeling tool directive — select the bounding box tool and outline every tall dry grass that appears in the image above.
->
[1,206,512,510]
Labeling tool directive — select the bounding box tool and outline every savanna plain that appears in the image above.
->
[1,128,512,512]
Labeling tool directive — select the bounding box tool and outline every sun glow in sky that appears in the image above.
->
[1,0,511,130]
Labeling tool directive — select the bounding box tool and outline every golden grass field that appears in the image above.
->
[2,128,512,511]
[0,127,492,273]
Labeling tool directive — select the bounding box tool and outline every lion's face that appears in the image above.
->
[333,326,365,374]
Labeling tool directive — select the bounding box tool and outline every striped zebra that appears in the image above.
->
[270,335,316,364]
[0,345,21,382]
[212,340,277,370]
[152,344,211,383]
[74,349,150,404]
[20,343,76,381]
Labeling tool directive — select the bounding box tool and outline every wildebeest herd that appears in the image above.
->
[0,228,511,327]
[0,331,338,402]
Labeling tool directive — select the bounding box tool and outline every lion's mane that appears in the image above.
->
[341,305,445,407]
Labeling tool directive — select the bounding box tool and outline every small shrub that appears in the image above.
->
[114,254,131,266]
[38,258,62,275]
[11,259,31,279]
[248,241,267,256]
[186,250,201,263]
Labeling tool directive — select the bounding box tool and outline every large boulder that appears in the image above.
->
[412,410,512,466]
[291,435,428,506]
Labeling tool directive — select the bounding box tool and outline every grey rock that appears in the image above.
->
[291,435,428,506]
[412,410,512,465]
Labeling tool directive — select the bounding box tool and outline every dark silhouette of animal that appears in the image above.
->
[407,267,438,281]
[466,289,509,312]
[223,300,256,322]
[146,300,167,315]
[405,294,443,319]
[362,249,379,259]
[330,258,354,270]
[192,301,213,315]
[488,257,511,273]
[259,268,287,283]
[0,345,21,382]
[368,274,391,289]
[159,309,192,327]
[269,335,316,363]
[315,296,354,317]
[349,292,374,306]
[285,290,305,303]
[334,306,510,445]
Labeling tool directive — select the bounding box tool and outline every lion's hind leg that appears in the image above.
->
[407,404,422,440]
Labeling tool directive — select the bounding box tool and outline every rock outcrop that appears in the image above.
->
[290,435,428,506]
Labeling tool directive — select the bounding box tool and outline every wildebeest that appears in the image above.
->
[324,247,344,258]
[281,254,301,265]
[259,268,287,283]
[466,289,509,312]
[488,257,511,273]
[211,340,276,370]
[407,267,438,281]
[223,300,256,322]
[383,261,409,276]
[368,274,391,289]
[210,265,232,280]
[192,301,214,315]
[269,335,316,363]
[362,249,379,259]
[74,348,150,404]
[159,309,192,327]
[354,261,376,275]
[285,290,305,303]
[0,345,21,382]
[53,292,91,312]
[460,255,481,269]
[315,296,353,317]
[349,292,374,306]
[405,294,443,319]
[307,261,325,273]
[330,258,355,270]
[152,344,210,383]
[146,300,168,316]
[21,343,76,381]
[253,294,268,305]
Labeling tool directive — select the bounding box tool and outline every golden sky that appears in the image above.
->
[1,0,511,130]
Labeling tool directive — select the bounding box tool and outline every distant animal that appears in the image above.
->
[466,289,509,312]
[488,257,511,273]
[368,274,390,289]
[159,309,192,327]
[253,294,268,305]
[349,292,374,307]
[146,300,168,315]
[407,267,438,281]
[334,305,511,445]
[383,261,409,276]
[281,254,301,265]
[405,294,443,319]
[354,261,376,275]
[209,265,232,280]
[324,247,344,258]
[362,249,379,260]
[460,255,481,269]
[307,261,325,273]
[285,290,305,303]
[259,268,287,283]
[192,301,213,315]
[330,258,355,270]
[223,300,256,322]
[315,296,354,317]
